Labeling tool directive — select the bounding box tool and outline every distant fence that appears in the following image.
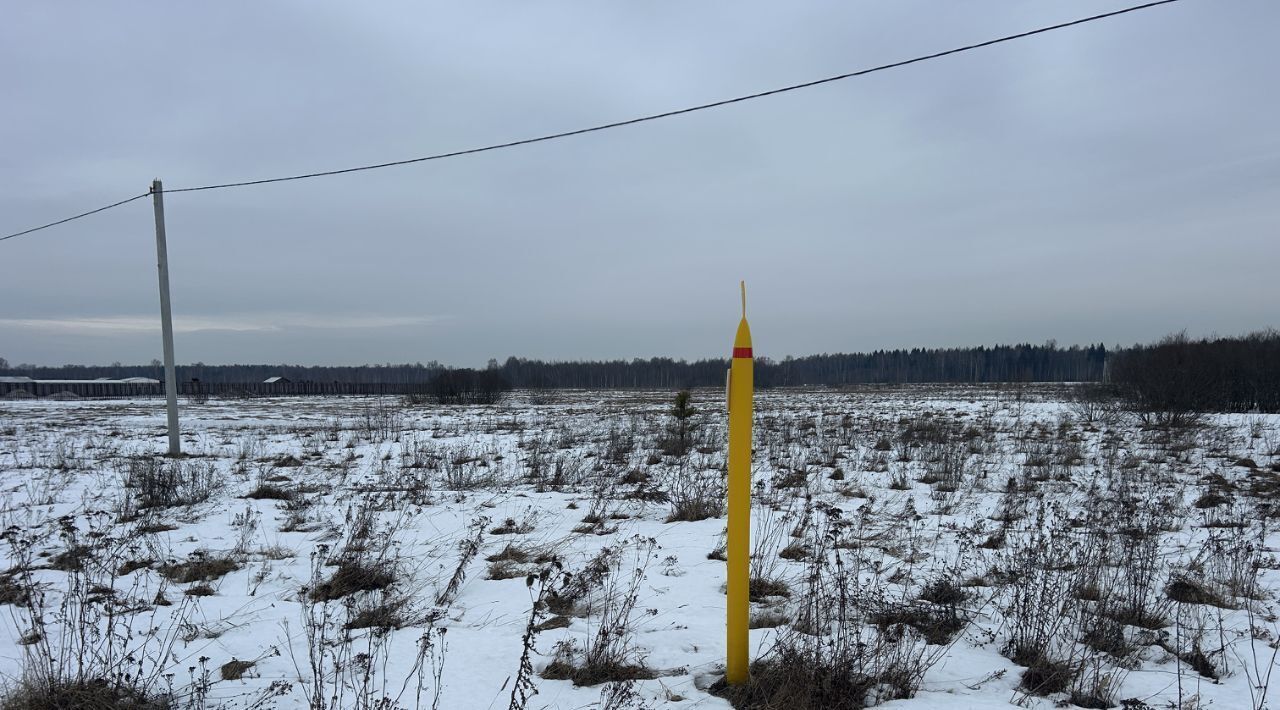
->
[0,381,431,399]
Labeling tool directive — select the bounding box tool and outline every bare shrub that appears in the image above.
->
[440,445,500,490]
[297,546,447,710]
[1103,520,1172,631]
[664,463,724,522]
[716,505,940,709]
[508,570,558,710]
[602,425,637,466]
[541,538,658,686]
[918,440,970,491]
[436,518,486,606]
[1069,656,1126,709]
[123,458,220,510]
[748,504,793,599]
[1068,384,1120,424]
[1201,525,1266,600]
[546,546,617,617]
[421,368,511,405]
[997,514,1086,695]
[350,400,406,443]
[0,518,193,710]
[1081,614,1135,659]
[1160,606,1227,682]
[870,603,965,646]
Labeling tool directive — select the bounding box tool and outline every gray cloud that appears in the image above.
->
[3,1,1277,367]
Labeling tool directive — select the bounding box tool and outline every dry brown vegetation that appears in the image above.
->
[0,386,1277,709]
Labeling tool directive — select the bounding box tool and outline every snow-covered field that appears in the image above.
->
[1,387,1279,709]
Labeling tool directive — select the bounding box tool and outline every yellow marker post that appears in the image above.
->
[726,281,753,685]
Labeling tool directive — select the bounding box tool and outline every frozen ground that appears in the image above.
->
[0,387,1278,709]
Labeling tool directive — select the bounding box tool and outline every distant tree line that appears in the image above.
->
[1108,330,1280,414]
[10,335,1280,414]
[496,343,1108,389]
[0,343,1107,389]
[0,361,447,384]
[8,334,1279,413]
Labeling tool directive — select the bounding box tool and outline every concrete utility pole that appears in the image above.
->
[151,179,181,456]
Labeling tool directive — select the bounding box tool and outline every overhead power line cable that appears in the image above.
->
[0,192,150,242]
[2,0,1183,241]
[163,0,1183,193]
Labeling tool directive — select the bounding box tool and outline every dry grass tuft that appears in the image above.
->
[310,559,395,602]
[1018,656,1076,696]
[244,484,295,501]
[159,552,239,584]
[711,650,914,710]
[345,599,407,630]
[0,679,172,710]
[219,659,255,681]
[749,577,790,601]
[1166,577,1232,608]
[540,659,656,687]
[871,605,966,646]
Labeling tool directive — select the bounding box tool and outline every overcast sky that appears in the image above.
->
[2,1,1276,367]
